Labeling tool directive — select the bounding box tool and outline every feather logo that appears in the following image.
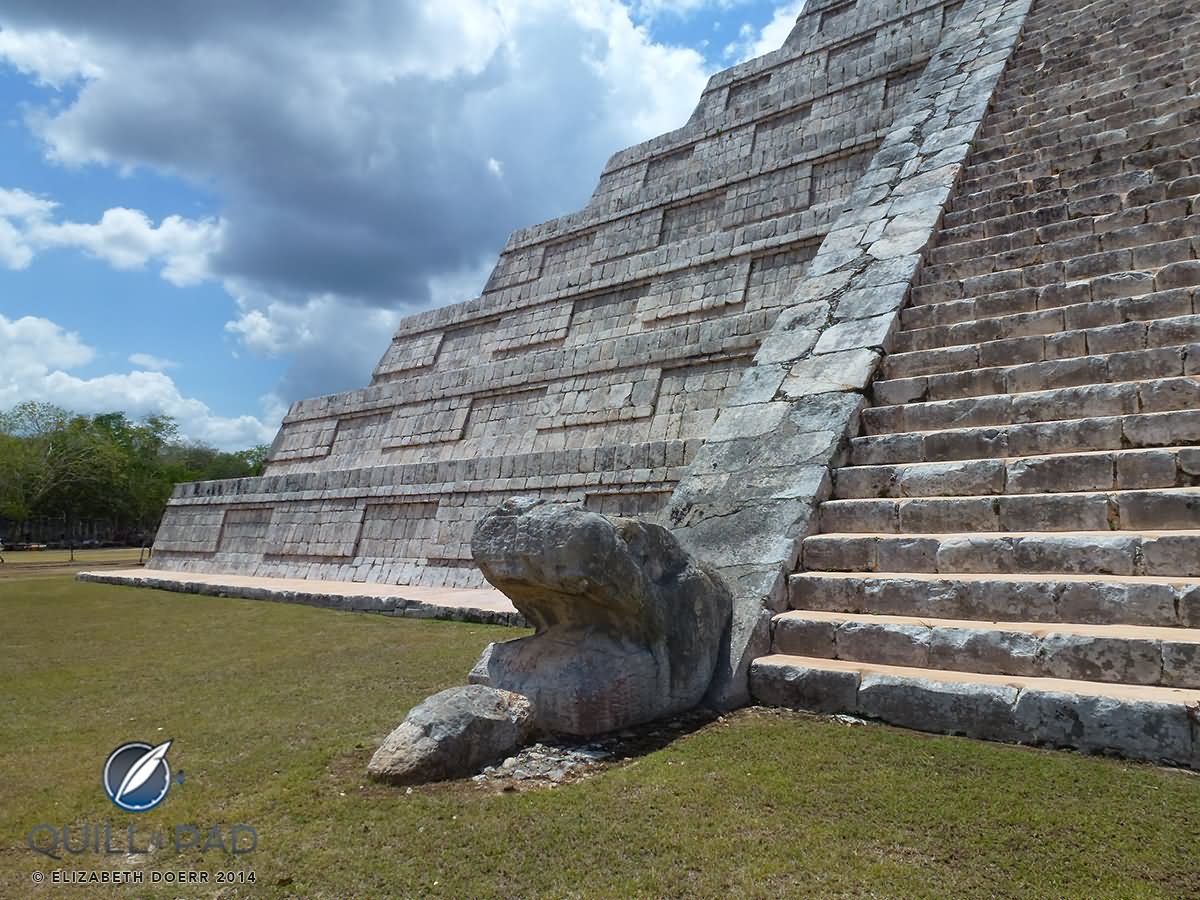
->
[116,741,172,802]
[103,739,175,812]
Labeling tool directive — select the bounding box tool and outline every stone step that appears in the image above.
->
[849,409,1200,467]
[749,655,1200,768]
[945,167,1190,236]
[881,314,1200,380]
[771,610,1200,688]
[986,30,1199,105]
[958,124,1200,202]
[942,175,1199,249]
[873,345,1197,407]
[818,487,1200,534]
[861,378,1200,437]
[962,109,1200,201]
[801,530,1200,578]
[971,83,1200,168]
[958,101,1200,192]
[913,231,1200,304]
[945,170,1198,243]
[956,146,1200,216]
[787,571,1200,629]
[832,447,1200,500]
[894,288,1199,355]
[926,194,1199,272]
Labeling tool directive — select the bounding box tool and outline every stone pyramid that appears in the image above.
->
[147,0,1200,764]
[152,0,955,590]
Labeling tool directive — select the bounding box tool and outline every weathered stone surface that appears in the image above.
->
[1013,691,1195,767]
[858,674,1025,742]
[781,349,881,398]
[772,616,836,657]
[813,315,896,355]
[750,659,860,713]
[367,685,535,784]
[468,498,731,735]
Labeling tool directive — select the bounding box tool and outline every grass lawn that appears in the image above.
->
[0,548,147,580]
[2,577,1199,899]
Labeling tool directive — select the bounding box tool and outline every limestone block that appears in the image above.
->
[1055,581,1178,627]
[773,616,837,657]
[1013,691,1195,767]
[899,459,1006,497]
[780,349,881,397]
[837,621,933,668]
[928,627,1040,676]
[1039,634,1163,685]
[750,660,861,714]
[858,674,1026,742]
[833,283,911,320]
[813,314,896,355]
[753,301,829,366]
[1160,641,1200,689]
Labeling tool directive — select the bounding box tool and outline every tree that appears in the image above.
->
[0,403,125,556]
[0,403,271,548]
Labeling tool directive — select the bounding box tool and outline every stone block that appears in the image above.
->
[858,675,1025,742]
[1038,634,1163,685]
[750,661,861,714]
[836,621,933,668]
[773,616,837,657]
[780,349,882,397]
[1013,691,1195,767]
[813,315,897,355]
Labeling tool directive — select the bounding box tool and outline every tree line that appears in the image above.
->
[0,401,270,547]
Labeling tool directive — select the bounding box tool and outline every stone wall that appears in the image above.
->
[153,0,966,588]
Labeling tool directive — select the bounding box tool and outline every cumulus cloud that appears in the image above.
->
[724,1,806,61]
[0,313,275,449]
[0,1,735,407]
[0,187,222,285]
[0,314,94,371]
[0,26,101,87]
[128,352,178,371]
[33,207,223,286]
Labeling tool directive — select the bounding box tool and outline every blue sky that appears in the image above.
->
[0,1,804,449]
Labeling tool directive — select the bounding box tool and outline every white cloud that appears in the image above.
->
[0,27,101,88]
[31,207,223,286]
[0,187,58,221]
[0,314,95,370]
[128,352,178,371]
[0,314,275,449]
[724,1,806,61]
[0,190,223,286]
[0,217,35,269]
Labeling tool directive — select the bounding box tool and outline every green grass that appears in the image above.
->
[0,548,146,579]
[2,577,1199,899]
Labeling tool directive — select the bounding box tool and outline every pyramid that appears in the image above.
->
[152,0,958,590]
[144,0,1200,765]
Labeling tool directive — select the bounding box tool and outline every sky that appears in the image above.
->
[0,1,806,450]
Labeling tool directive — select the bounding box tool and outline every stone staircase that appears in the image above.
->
[751,0,1200,765]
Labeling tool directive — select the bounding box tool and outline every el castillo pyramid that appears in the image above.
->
[140,0,1200,764]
